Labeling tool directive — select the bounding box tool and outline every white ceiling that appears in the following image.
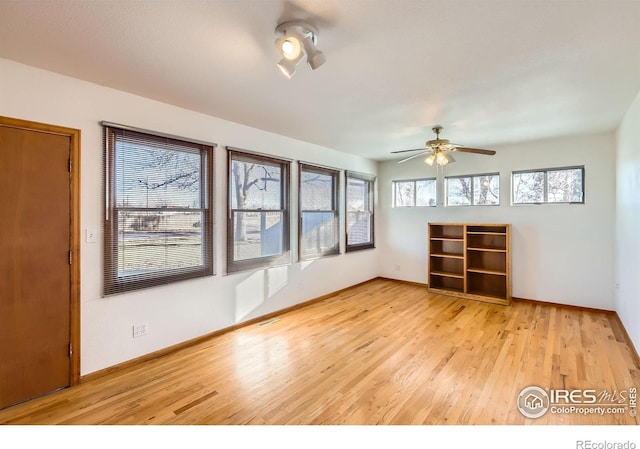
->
[1,0,639,160]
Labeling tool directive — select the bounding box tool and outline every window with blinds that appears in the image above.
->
[346,171,375,252]
[299,163,340,260]
[227,149,291,272]
[103,124,214,295]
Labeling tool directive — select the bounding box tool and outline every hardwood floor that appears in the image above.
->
[1,278,638,425]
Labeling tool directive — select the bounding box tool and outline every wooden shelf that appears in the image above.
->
[467,247,507,253]
[427,223,511,305]
[429,286,464,295]
[429,224,464,240]
[431,270,465,279]
[431,252,465,259]
[467,268,507,276]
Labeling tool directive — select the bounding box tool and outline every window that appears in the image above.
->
[393,178,436,207]
[445,173,500,206]
[299,163,340,260]
[512,166,584,204]
[227,149,290,272]
[346,171,375,251]
[103,124,214,295]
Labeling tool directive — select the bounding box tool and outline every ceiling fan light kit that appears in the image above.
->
[275,21,326,78]
[393,126,496,167]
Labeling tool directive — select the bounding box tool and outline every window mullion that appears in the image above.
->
[412,180,416,207]
[543,171,549,202]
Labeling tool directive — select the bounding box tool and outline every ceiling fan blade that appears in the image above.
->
[397,151,429,163]
[391,148,428,154]
[452,147,496,155]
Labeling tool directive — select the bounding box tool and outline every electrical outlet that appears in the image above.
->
[395,264,401,271]
[132,323,148,338]
[86,229,97,243]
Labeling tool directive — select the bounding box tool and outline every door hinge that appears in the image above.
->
[69,158,72,172]
[69,250,72,265]
[69,343,73,356]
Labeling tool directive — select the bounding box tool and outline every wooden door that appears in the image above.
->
[0,124,73,409]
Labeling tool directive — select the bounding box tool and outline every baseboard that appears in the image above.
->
[376,276,427,288]
[512,296,615,314]
[80,277,378,383]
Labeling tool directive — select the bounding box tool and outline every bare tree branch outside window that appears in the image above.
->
[446,174,499,206]
[512,167,583,204]
[227,151,290,272]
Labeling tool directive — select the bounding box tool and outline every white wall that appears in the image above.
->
[378,131,616,310]
[0,58,379,375]
[615,90,640,351]
[0,56,630,375]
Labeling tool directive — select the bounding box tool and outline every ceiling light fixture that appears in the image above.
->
[393,126,496,167]
[424,149,455,166]
[275,21,326,78]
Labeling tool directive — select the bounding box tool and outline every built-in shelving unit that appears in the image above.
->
[428,223,511,305]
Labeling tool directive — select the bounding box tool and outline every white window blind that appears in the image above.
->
[299,163,340,260]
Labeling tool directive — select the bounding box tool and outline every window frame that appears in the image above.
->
[103,124,215,296]
[298,163,341,260]
[345,171,376,252]
[445,172,501,207]
[226,148,291,273]
[511,166,585,205]
[392,177,437,207]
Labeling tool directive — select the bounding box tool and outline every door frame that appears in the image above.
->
[0,116,81,386]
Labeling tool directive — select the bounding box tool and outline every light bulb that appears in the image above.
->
[280,37,301,60]
[436,152,449,166]
[425,153,436,166]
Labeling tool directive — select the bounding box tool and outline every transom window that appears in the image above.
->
[227,149,290,272]
[512,166,584,204]
[299,163,340,260]
[346,171,375,251]
[103,124,214,295]
[445,173,500,206]
[393,178,436,207]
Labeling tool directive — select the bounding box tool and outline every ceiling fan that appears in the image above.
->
[392,126,496,166]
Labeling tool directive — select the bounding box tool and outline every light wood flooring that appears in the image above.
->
[1,278,638,425]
